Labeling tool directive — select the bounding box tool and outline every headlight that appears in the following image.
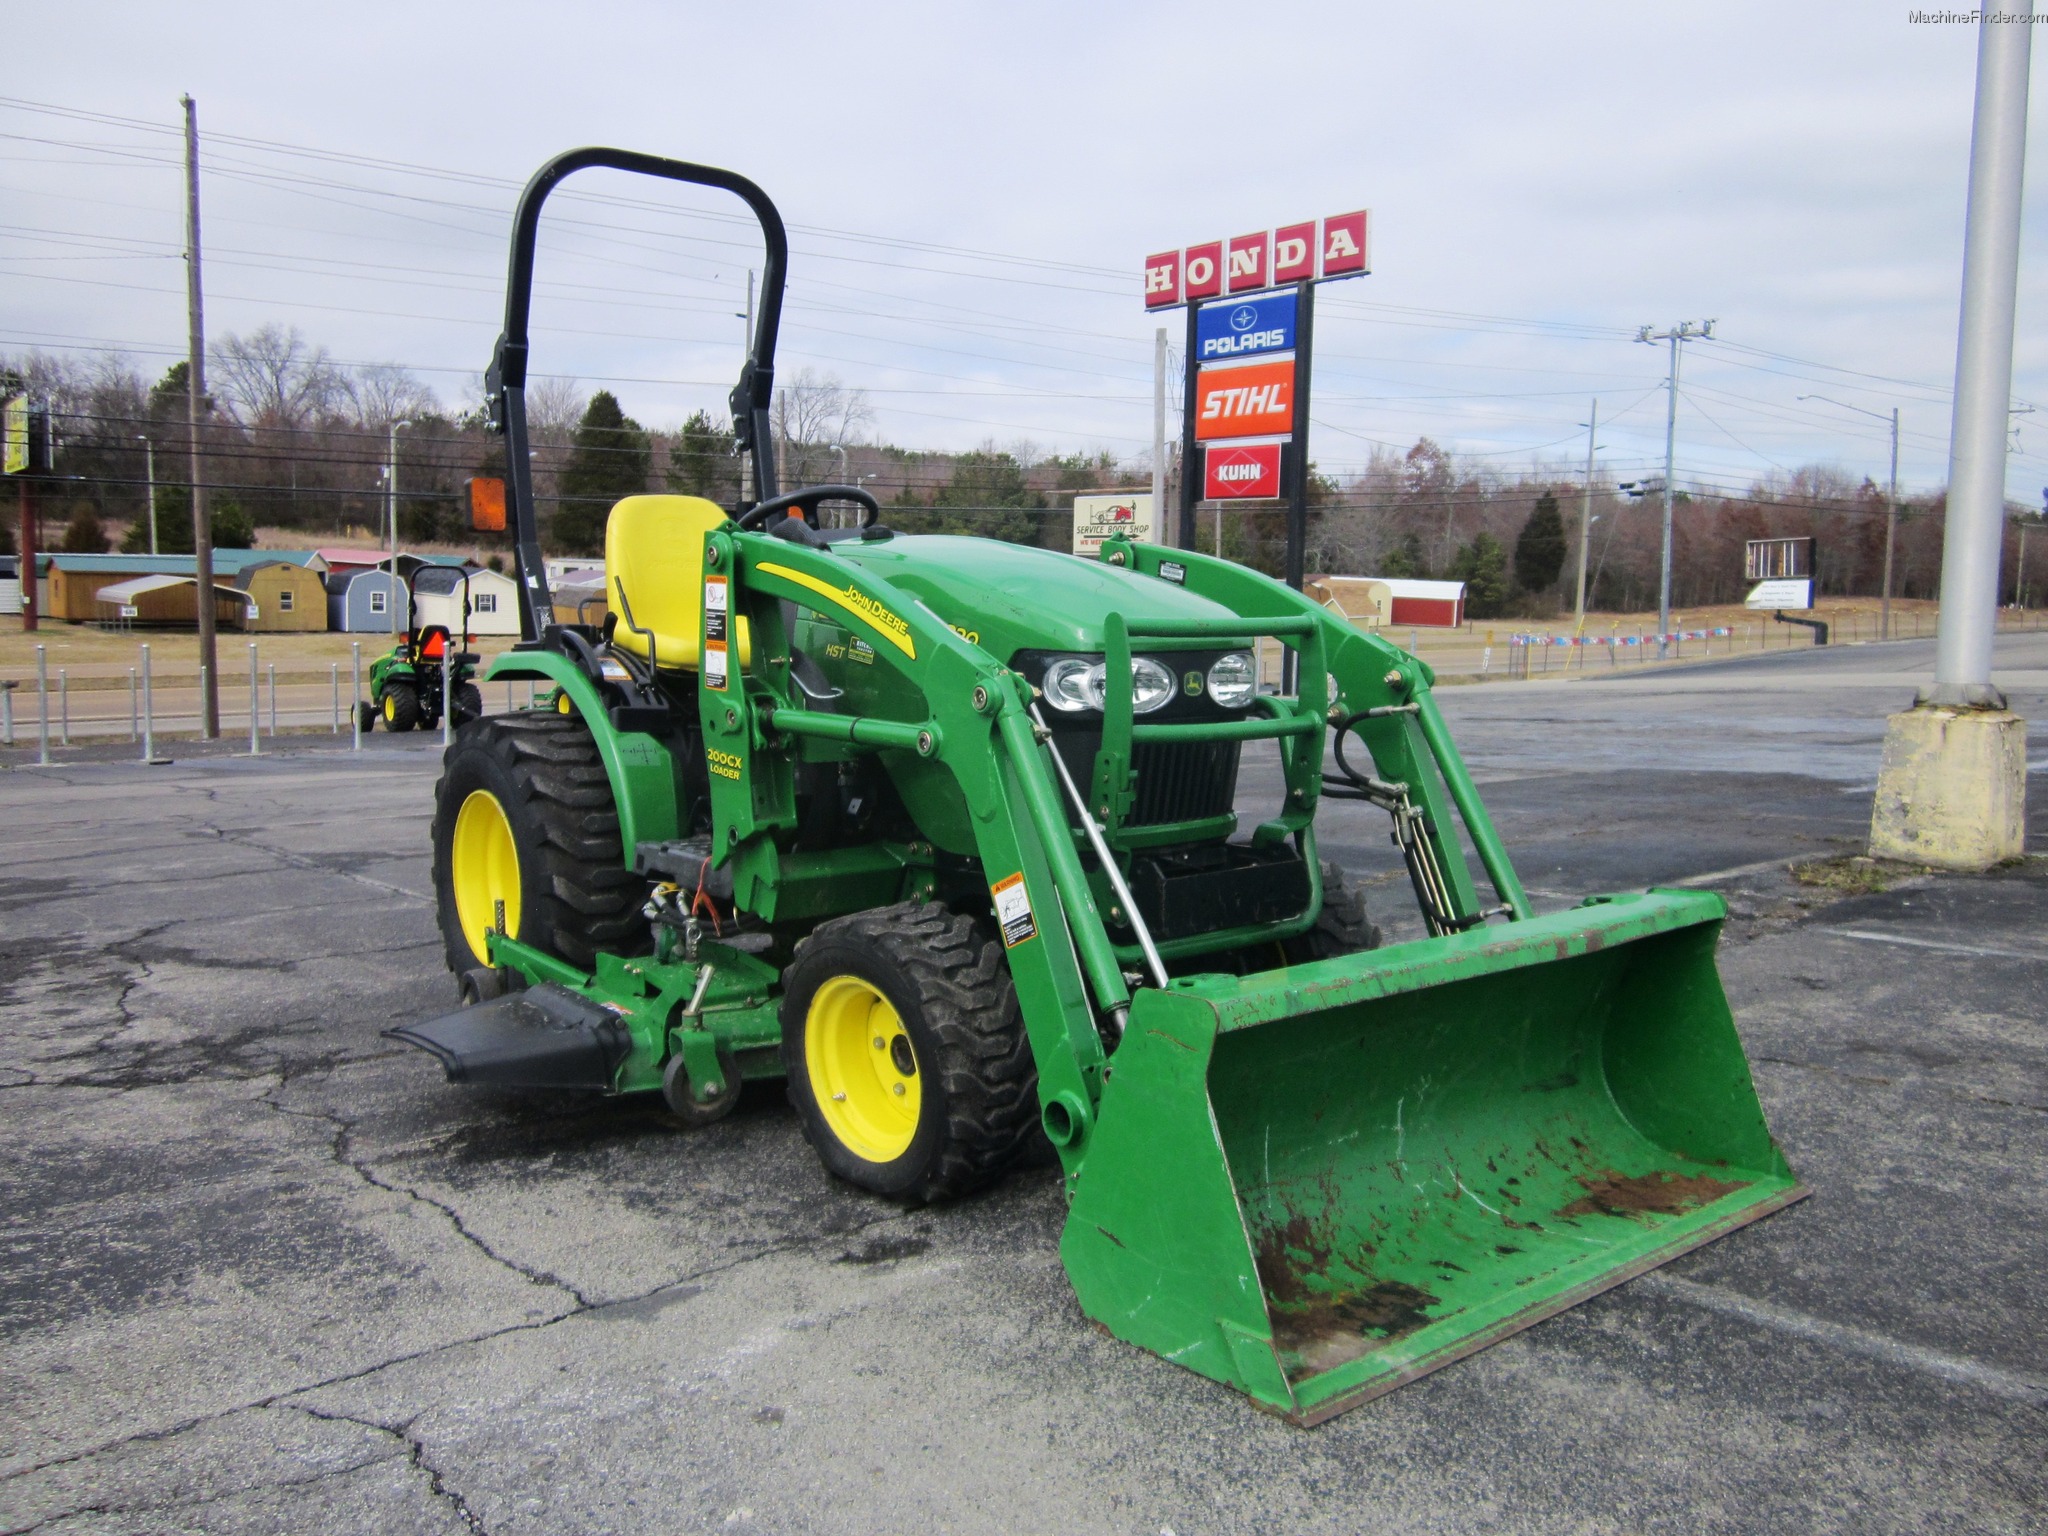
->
[1039,655,1178,714]
[1129,657,1175,714]
[1207,651,1257,709]
[1042,657,1095,713]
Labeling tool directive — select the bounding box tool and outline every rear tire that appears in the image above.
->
[382,683,421,733]
[430,712,647,976]
[356,701,377,735]
[781,902,1038,1203]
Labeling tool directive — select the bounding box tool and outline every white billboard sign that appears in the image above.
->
[1746,578,1814,610]
[1072,492,1157,556]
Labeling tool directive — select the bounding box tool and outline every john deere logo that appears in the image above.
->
[1183,670,1203,696]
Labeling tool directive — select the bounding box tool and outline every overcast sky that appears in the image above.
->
[8,2,2047,503]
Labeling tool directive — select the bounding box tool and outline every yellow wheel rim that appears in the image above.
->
[451,789,521,964]
[555,692,574,715]
[383,694,397,721]
[805,976,921,1163]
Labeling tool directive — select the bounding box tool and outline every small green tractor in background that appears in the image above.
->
[359,565,485,734]
[385,148,1803,1423]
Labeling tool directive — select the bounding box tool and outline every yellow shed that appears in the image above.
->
[235,560,330,632]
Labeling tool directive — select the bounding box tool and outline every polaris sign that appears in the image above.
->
[1197,291,1296,361]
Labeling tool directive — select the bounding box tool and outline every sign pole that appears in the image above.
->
[1178,300,1201,550]
[1285,280,1315,594]
[16,470,33,633]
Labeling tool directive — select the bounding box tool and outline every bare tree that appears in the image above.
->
[772,368,873,484]
[343,363,438,427]
[526,375,588,438]
[210,324,344,428]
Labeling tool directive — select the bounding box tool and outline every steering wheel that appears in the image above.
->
[736,483,883,531]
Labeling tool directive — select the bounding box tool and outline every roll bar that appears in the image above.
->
[483,148,790,639]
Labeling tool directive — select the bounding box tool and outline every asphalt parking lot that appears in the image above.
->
[2,633,2043,1535]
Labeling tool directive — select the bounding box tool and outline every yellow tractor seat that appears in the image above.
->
[603,495,750,670]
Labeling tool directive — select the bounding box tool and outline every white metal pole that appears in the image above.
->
[2,682,13,746]
[351,641,362,750]
[141,643,155,763]
[129,667,138,740]
[267,662,276,737]
[441,645,452,751]
[331,663,339,733]
[1933,6,2033,705]
[1575,399,1597,632]
[37,645,49,765]
[58,668,67,746]
[1660,334,1679,658]
[1884,408,1899,640]
[247,641,259,755]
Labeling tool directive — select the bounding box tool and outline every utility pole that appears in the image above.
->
[387,418,410,636]
[1870,5,2031,871]
[138,436,158,556]
[1636,320,1714,658]
[1574,399,1598,632]
[182,94,218,737]
[1155,325,1171,540]
[1800,394,1901,638]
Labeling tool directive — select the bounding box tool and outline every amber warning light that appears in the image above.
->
[467,476,507,532]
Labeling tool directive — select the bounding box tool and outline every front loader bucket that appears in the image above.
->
[1061,890,1803,1424]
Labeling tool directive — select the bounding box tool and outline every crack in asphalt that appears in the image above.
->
[290,1404,491,1535]
[260,1089,596,1312]
[0,1200,916,1493]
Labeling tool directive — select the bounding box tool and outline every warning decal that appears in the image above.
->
[704,641,728,691]
[990,872,1037,949]
[704,575,729,642]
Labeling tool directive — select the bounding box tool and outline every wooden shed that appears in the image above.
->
[94,574,253,630]
[411,565,521,637]
[235,560,330,632]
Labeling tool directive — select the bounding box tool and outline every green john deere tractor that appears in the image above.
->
[386,148,1804,1423]
[360,565,485,734]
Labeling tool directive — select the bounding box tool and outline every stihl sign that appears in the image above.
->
[1145,211,1368,309]
[1204,442,1283,500]
[1194,358,1295,441]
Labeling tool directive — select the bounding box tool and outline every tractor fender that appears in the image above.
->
[482,650,682,858]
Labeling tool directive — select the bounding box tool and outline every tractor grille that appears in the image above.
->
[1052,735,1242,828]
[1130,739,1240,826]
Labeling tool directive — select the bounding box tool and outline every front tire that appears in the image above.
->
[430,712,647,976]
[1284,859,1382,962]
[781,903,1038,1203]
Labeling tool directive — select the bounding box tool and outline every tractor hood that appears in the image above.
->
[834,535,1250,662]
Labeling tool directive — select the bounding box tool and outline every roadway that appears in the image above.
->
[0,633,2041,1534]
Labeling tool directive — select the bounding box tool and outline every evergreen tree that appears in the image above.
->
[1514,490,1567,593]
[122,485,191,553]
[1451,531,1510,617]
[60,507,111,554]
[893,451,1047,545]
[211,499,256,549]
[666,410,740,505]
[1380,531,1427,579]
[554,390,650,554]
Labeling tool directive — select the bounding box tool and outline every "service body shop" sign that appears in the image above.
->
[1204,442,1283,499]
[1194,358,1295,440]
[1196,291,1296,361]
[1146,211,1367,309]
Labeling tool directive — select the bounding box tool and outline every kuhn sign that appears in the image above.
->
[1204,442,1283,500]
[1145,211,1368,309]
